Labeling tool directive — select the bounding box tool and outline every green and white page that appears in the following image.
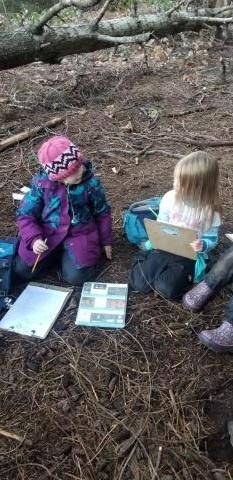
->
[76,282,128,328]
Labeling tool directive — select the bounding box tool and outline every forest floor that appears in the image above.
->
[1,26,233,480]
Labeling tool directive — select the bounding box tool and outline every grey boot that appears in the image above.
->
[199,321,233,353]
[182,280,214,312]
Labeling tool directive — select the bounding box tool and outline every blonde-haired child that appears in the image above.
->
[129,151,221,299]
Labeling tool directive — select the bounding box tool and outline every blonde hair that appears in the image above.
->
[174,151,220,229]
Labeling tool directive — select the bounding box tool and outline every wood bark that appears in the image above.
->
[0,8,232,70]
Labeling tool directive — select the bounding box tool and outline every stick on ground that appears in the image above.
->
[0,116,65,153]
[0,427,24,442]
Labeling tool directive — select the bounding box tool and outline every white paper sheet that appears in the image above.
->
[0,283,72,338]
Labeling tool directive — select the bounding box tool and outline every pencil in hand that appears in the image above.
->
[31,238,48,273]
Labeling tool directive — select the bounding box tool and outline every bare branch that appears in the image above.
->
[189,14,233,24]
[185,0,195,9]
[92,0,113,30]
[167,1,185,17]
[96,32,151,45]
[32,0,102,34]
[215,5,233,15]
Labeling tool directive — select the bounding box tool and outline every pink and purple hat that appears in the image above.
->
[38,135,85,181]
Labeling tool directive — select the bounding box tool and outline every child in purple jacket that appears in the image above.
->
[14,135,112,285]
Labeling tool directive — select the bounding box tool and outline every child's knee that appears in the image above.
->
[61,265,96,285]
[13,256,34,281]
[155,282,179,300]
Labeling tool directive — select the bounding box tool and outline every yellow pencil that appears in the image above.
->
[31,238,47,273]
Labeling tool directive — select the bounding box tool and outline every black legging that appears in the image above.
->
[129,250,195,300]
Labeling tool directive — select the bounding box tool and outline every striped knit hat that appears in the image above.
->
[38,136,85,181]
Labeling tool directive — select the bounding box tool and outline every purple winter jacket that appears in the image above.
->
[16,162,112,267]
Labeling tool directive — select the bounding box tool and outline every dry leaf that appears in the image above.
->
[104,104,115,118]
[121,121,133,132]
[147,107,160,120]
[152,46,169,62]
[78,108,87,116]
[182,74,194,83]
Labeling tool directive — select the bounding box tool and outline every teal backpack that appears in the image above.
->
[0,238,18,313]
[123,197,161,247]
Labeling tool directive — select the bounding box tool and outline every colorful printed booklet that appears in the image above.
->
[76,282,128,328]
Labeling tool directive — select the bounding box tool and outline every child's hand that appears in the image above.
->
[104,246,112,260]
[190,239,203,252]
[33,239,48,255]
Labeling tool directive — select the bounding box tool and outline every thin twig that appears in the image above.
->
[165,105,214,117]
[32,0,102,34]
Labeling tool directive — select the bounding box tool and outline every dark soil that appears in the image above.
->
[1,30,233,479]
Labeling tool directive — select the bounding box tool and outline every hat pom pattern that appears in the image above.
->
[38,136,84,181]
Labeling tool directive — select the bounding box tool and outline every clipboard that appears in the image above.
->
[0,282,73,339]
[144,218,197,260]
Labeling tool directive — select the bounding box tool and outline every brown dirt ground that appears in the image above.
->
[1,30,233,480]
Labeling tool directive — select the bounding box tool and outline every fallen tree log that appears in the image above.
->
[0,7,233,70]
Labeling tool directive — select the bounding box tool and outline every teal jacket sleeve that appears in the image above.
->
[16,177,44,248]
[201,226,219,254]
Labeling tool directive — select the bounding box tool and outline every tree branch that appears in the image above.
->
[92,0,113,30]
[32,0,102,34]
[96,32,151,45]
[167,1,185,17]
[188,14,233,25]
[3,9,233,71]
[215,5,233,16]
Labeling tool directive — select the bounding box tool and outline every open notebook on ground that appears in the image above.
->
[144,218,197,260]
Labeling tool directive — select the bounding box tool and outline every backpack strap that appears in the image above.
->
[129,198,160,219]
[128,198,158,211]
